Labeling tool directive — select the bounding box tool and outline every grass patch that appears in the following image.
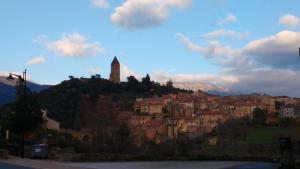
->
[244,127,293,144]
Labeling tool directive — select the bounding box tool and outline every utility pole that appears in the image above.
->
[7,69,27,158]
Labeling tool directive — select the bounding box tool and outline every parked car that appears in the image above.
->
[25,144,48,158]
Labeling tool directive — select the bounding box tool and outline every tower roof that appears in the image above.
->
[111,56,119,64]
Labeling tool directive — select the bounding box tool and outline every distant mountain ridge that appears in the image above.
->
[0,76,50,106]
[0,76,240,106]
[173,82,240,96]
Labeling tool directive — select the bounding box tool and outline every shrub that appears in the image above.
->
[278,117,292,127]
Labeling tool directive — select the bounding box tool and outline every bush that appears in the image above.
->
[252,108,267,126]
[292,118,300,126]
[278,117,292,127]
[266,117,278,126]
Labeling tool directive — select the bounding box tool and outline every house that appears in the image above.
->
[134,98,165,116]
[279,104,300,118]
[161,94,176,104]
[129,115,152,128]
[41,110,60,131]
[234,104,258,119]
[130,119,167,144]
[198,109,224,133]
[167,100,194,119]
[274,96,297,105]
[260,96,276,114]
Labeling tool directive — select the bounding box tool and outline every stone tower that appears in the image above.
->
[109,56,120,83]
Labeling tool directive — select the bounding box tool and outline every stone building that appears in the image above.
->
[109,56,120,83]
[279,104,300,118]
[198,109,224,133]
[234,104,258,119]
[134,97,165,116]
[41,110,60,131]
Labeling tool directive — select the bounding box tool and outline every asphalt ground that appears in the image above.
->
[0,162,33,169]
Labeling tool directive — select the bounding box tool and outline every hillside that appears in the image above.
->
[0,83,16,106]
[0,76,50,106]
[36,76,191,129]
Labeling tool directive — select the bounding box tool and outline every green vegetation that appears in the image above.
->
[252,108,267,125]
[212,117,298,159]
[1,74,299,161]
[10,84,43,134]
[244,127,293,145]
[0,74,194,157]
[37,74,190,129]
[0,82,43,137]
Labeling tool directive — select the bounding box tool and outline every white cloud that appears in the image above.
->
[120,63,142,81]
[226,69,300,97]
[47,33,104,57]
[26,56,46,65]
[244,30,300,68]
[279,14,300,27]
[176,33,250,70]
[175,30,300,96]
[153,69,300,97]
[202,29,250,39]
[116,62,300,97]
[176,33,207,53]
[152,71,239,85]
[92,0,110,9]
[177,33,241,59]
[217,14,237,25]
[178,30,300,70]
[111,0,192,30]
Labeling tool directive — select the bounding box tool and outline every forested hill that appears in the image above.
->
[0,76,50,106]
[37,75,191,129]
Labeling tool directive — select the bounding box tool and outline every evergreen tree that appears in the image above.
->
[11,82,43,134]
[252,108,267,125]
[166,79,173,88]
[142,74,151,84]
[142,74,153,89]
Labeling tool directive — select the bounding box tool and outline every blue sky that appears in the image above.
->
[1,0,300,96]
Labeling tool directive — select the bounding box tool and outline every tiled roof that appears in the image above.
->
[274,96,290,99]
[199,109,223,115]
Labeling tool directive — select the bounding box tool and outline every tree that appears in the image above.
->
[166,79,173,88]
[69,75,75,80]
[127,75,139,85]
[278,117,292,127]
[91,74,101,79]
[142,74,152,86]
[216,117,251,139]
[275,101,284,111]
[37,72,191,129]
[11,83,43,134]
[252,108,267,125]
[115,124,132,153]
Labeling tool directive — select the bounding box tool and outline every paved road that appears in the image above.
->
[229,162,278,169]
[65,161,278,169]
[0,162,33,169]
[1,158,278,169]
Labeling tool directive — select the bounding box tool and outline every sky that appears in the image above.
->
[1,0,300,96]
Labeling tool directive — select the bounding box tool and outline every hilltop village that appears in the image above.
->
[102,57,300,145]
[1,56,300,161]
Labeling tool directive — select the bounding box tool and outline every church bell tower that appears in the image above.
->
[109,56,120,83]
